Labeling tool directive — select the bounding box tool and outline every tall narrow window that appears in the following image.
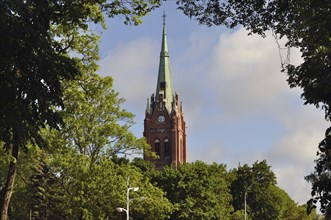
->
[155,139,160,158]
[178,137,182,163]
[164,139,170,160]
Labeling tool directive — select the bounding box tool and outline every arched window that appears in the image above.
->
[164,138,170,160]
[155,139,160,157]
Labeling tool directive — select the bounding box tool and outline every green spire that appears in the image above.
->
[155,13,174,114]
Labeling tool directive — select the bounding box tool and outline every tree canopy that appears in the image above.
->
[153,161,233,219]
[146,160,319,220]
[306,127,331,216]
[229,160,318,220]
[230,160,277,220]
[2,71,172,219]
[51,72,150,161]
[0,0,161,218]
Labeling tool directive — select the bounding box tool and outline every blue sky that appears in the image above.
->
[98,2,328,204]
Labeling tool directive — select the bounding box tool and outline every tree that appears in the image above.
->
[294,204,322,220]
[0,0,160,218]
[0,143,54,219]
[1,71,172,219]
[230,160,320,220]
[131,157,158,178]
[306,127,331,216]
[35,72,170,219]
[0,145,9,195]
[56,72,151,161]
[230,160,278,220]
[115,165,173,220]
[26,150,54,220]
[44,152,172,219]
[277,191,321,220]
[153,161,233,220]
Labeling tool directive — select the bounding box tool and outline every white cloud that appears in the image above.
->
[172,32,219,134]
[98,37,159,109]
[274,165,312,203]
[267,105,328,203]
[209,28,302,118]
[269,109,325,165]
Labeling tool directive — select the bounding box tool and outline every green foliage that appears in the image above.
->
[275,189,320,220]
[103,0,161,25]
[230,160,277,220]
[306,127,331,216]
[0,0,161,216]
[0,145,10,189]
[229,160,320,220]
[0,0,104,150]
[131,157,158,178]
[27,150,53,220]
[231,210,245,220]
[3,147,321,219]
[47,152,122,219]
[153,161,233,220]
[45,150,172,219]
[1,51,169,219]
[6,145,50,219]
[0,0,161,147]
[0,0,98,216]
[295,204,322,220]
[33,72,171,219]
[284,0,331,121]
[56,72,150,161]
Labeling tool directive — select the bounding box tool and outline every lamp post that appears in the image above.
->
[117,176,143,220]
[244,182,254,220]
[126,186,139,220]
[244,176,264,220]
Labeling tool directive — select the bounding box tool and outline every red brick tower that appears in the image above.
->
[143,17,187,169]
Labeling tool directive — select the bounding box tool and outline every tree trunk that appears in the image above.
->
[0,144,19,220]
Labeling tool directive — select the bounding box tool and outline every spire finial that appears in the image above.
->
[156,10,174,114]
[162,11,166,25]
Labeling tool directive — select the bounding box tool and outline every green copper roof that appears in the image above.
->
[155,22,175,113]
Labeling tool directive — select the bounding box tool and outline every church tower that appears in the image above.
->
[143,16,187,169]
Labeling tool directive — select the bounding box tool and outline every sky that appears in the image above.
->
[98,2,329,205]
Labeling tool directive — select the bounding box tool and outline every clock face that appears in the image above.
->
[158,115,165,123]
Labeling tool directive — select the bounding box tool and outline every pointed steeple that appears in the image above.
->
[143,14,187,169]
[155,13,175,114]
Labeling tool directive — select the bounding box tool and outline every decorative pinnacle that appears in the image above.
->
[162,11,166,25]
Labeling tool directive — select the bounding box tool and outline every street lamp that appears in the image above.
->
[117,177,144,220]
[244,177,264,220]
[244,182,255,220]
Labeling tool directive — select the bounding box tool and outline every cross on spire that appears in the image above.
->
[162,11,166,25]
